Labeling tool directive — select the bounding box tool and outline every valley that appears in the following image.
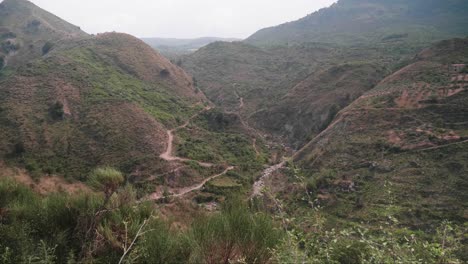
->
[0,0,467,263]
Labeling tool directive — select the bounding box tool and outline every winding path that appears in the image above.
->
[155,96,288,201]
[147,105,234,201]
[147,166,235,201]
[159,106,215,167]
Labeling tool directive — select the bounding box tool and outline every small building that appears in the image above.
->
[450,64,466,74]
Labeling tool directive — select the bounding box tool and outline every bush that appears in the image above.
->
[88,167,124,197]
[49,101,64,120]
[461,65,468,74]
[140,221,192,264]
[159,69,170,77]
[42,42,54,55]
[191,199,282,264]
[0,178,283,263]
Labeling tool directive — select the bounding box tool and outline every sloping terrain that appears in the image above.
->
[0,0,207,180]
[292,38,468,226]
[184,41,422,147]
[185,0,468,149]
[252,62,387,147]
[0,0,86,69]
[142,37,241,57]
[246,0,468,46]
[184,42,325,109]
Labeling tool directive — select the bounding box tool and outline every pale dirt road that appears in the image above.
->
[147,166,234,201]
[159,106,215,167]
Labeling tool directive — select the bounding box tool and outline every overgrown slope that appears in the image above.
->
[293,37,468,226]
[184,41,421,147]
[0,0,87,69]
[0,1,206,179]
[246,0,468,46]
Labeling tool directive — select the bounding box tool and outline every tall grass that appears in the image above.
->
[0,178,283,263]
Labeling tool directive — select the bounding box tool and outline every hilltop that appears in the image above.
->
[142,37,241,56]
[0,0,87,69]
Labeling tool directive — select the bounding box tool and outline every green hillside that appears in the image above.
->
[0,0,206,179]
[291,36,468,230]
[246,0,468,46]
[0,0,87,69]
[0,0,467,263]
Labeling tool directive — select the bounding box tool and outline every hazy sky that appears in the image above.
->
[26,0,336,39]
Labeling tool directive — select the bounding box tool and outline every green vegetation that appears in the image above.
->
[257,164,468,263]
[1,1,468,263]
[204,176,242,195]
[177,129,256,165]
[59,46,197,126]
[41,41,53,55]
[0,175,282,263]
[176,109,266,166]
[246,0,468,46]
[48,101,64,120]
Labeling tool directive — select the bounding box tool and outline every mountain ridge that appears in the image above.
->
[246,0,468,46]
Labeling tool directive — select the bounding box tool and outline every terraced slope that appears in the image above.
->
[293,38,468,226]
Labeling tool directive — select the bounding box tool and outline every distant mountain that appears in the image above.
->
[246,0,468,46]
[186,0,468,147]
[142,37,241,56]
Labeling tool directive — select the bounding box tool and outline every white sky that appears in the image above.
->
[25,0,336,39]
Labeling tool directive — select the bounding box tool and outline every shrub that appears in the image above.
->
[88,167,124,198]
[49,101,64,120]
[159,69,170,77]
[140,221,192,264]
[461,65,468,74]
[1,40,20,54]
[42,42,54,55]
[191,198,282,264]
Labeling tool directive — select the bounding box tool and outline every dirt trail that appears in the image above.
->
[227,95,290,198]
[230,94,264,157]
[159,106,214,167]
[147,166,234,201]
[149,105,236,201]
[409,139,468,153]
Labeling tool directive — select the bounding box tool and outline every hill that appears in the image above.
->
[183,39,423,147]
[0,0,206,179]
[291,37,468,227]
[0,0,87,69]
[141,37,241,57]
[185,0,468,148]
[246,0,468,46]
